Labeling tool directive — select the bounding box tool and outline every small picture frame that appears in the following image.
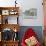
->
[2,10,9,15]
[9,10,18,15]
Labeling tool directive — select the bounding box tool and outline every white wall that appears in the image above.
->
[0,0,44,26]
[18,0,44,26]
[0,0,15,7]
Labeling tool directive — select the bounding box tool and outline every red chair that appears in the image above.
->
[21,28,41,46]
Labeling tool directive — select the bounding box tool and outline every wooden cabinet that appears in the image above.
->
[0,7,20,46]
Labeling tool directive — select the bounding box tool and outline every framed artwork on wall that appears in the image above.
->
[23,8,37,19]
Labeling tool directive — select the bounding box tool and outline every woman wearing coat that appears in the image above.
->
[21,28,41,46]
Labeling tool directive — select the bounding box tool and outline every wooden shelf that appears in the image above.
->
[0,7,20,46]
[0,24,20,32]
[0,40,19,46]
[0,7,19,10]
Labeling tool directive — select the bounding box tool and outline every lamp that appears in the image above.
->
[15,0,17,7]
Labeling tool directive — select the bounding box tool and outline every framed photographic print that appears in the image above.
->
[2,10,9,15]
[23,8,37,19]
